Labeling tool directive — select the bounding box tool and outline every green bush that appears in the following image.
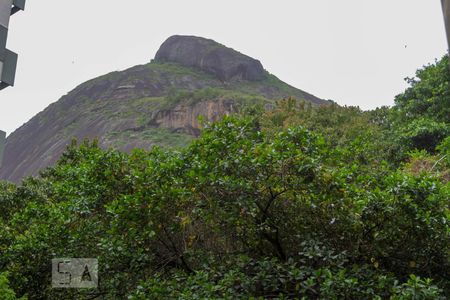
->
[398,118,449,153]
[0,273,27,300]
[389,55,450,156]
[128,258,445,300]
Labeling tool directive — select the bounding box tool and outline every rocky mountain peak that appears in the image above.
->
[154,35,267,82]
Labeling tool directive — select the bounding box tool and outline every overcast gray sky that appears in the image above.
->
[0,0,447,135]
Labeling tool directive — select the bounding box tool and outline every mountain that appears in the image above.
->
[0,35,326,183]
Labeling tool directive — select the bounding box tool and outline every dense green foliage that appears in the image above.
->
[391,55,450,153]
[0,56,449,299]
[393,56,449,124]
[0,273,26,300]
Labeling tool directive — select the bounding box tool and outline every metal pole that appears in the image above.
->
[0,130,5,168]
[443,0,450,53]
[0,0,12,168]
[0,0,25,168]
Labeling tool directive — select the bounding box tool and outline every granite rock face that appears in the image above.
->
[155,35,267,82]
[154,98,237,136]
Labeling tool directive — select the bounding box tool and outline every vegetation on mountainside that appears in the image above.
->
[165,87,272,108]
[106,128,194,149]
[0,56,449,299]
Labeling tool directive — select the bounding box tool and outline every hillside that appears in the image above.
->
[0,35,326,183]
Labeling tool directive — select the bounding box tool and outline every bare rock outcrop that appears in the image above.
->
[154,99,236,136]
[155,35,267,82]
